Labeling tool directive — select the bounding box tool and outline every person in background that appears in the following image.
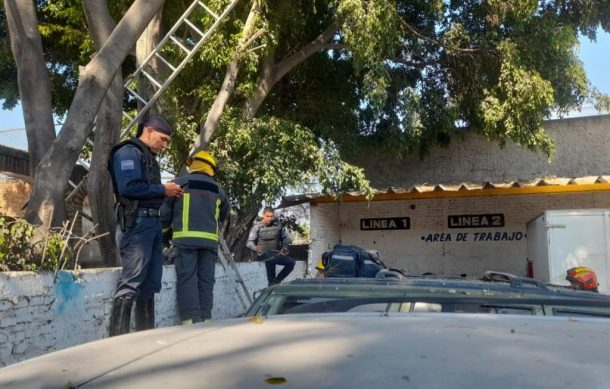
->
[161,150,230,324]
[566,266,599,292]
[246,207,295,286]
[315,252,329,279]
[108,117,183,336]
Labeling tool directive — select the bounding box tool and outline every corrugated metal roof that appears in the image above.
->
[280,176,610,207]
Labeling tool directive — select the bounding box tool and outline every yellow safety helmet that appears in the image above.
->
[316,251,331,271]
[186,150,218,171]
[315,258,326,271]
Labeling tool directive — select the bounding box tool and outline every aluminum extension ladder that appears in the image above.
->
[66,0,240,202]
[63,0,251,309]
[217,237,253,310]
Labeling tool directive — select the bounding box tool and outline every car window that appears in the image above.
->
[256,296,552,316]
[283,298,392,314]
[488,306,536,315]
[347,303,392,313]
[276,297,336,314]
[246,281,610,318]
[412,302,442,312]
[551,308,610,318]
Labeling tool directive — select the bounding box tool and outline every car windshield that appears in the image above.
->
[246,278,610,318]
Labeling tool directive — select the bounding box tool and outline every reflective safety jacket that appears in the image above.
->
[160,172,230,250]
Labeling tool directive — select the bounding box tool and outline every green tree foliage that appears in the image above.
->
[159,0,610,166]
[163,110,373,211]
[3,1,609,152]
[3,0,610,241]
[0,0,133,114]
[357,0,610,159]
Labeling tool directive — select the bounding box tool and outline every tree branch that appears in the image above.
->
[271,20,341,85]
[192,0,262,152]
[82,0,123,266]
[400,19,480,53]
[243,20,342,120]
[24,0,166,227]
[4,0,56,176]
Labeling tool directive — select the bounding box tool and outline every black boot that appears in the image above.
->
[135,298,155,331]
[109,297,133,337]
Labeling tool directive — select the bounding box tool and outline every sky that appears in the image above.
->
[1,31,610,151]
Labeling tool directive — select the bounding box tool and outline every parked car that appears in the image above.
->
[245,271,610,317]
[1,313,610,388]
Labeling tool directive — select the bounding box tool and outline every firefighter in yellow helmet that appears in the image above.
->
[315,251,330,279]
[161,150,230,323]
[186,150,218,176]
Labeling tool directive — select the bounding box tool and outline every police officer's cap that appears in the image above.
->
[142,117,173,136]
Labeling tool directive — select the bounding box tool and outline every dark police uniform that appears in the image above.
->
[246,219,295,285]
[161,171,229,321]
[108,135,166,335]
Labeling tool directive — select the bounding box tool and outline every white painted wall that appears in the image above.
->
[0,262,306,367]
[310,203,340,266]
[309,192,610,277]
[305,114,610,277]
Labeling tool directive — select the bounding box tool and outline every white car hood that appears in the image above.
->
[1,313,609,388]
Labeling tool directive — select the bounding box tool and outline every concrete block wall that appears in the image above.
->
[350,115,610,188]
[309,203,340,268]
[0,261,306,367]
[309,192,610,277]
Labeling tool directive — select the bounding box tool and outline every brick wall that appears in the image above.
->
[310,203,340,267]
[0,261,306,367]
[309,192,610,276]
[350,114,610,188]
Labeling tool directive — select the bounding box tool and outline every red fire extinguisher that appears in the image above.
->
[526,258,533,278]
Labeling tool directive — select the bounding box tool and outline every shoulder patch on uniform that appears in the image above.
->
[121,160,135,170]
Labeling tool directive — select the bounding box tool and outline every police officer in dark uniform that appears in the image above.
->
[246,206,295,286]
[160,150,230,324]
[108,117,182,336]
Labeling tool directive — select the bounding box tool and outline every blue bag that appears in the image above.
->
[325,244,385,278]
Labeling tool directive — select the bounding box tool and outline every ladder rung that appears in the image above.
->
[184,19,205,37]
[80,211,93,223]
[90,123,96,133]
[125,86,149,105]
[169,35,192,55]
[154,53,177,72]
[141,70,163,90]
[65,180,85,202]
[197,1,220,20]
[123,75,137,90]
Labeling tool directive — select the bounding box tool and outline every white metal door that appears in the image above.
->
[547,210,608,293]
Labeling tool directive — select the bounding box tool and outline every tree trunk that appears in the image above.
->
[191,0,262,153]
[222,21,342,254]
[136,11,164,117]
[83,0,123,266]
[225,203,260,262]
[3,0,56,177]
[22,0,166,228]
